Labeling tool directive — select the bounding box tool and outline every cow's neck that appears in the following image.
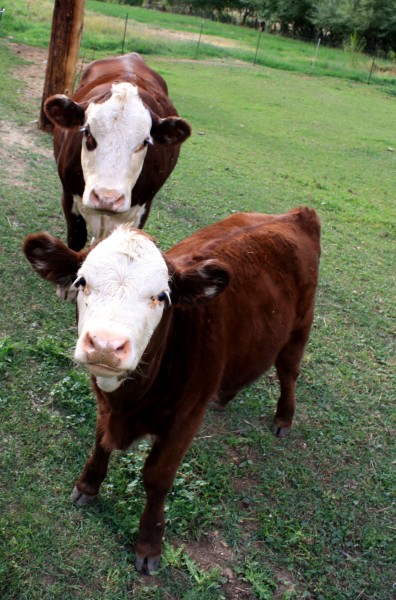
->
[72,196,147,238]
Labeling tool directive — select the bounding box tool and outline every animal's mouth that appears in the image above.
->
[83,206,129,216]
[94,207,129,216]
[85,363,126,377]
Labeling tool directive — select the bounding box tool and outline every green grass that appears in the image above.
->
[1,0,396,89]
[0,15,395,600]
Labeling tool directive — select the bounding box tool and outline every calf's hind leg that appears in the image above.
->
[272,328,311,438]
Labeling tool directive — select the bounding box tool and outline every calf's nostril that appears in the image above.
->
[84,332,96,353]
[115,339,130,358]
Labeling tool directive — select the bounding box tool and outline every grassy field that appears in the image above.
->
[1,0,396,89]
[0,5,395,600]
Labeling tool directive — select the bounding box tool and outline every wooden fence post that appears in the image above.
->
[39,0,85,132]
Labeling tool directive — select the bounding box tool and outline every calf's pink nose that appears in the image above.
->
[82,330,131,366]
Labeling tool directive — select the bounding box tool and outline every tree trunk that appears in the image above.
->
[39,0,85,132]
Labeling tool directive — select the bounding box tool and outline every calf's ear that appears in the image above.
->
[44,95,86,129]
[150,113,191,145]
[23,233,82,288]
[168,259,230,305]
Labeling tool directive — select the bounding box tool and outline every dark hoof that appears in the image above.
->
[135,553,160,575]
[70,485,97,506]
[272,424,291,438]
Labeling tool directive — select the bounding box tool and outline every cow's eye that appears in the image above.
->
[136,137,152,152]
[157,291,170,306]
[83,125,97,151]
[74,276,86,289]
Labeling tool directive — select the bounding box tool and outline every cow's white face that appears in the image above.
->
[73,226,170,392]
[81,82,152,214]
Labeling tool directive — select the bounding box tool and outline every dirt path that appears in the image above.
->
[9,42,49,98]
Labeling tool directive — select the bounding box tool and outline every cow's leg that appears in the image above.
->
[135,407,207,575]
[62,192,87,252]
[208,389,237,411]
[71,427,111,506]
[55,192,88,301]
[273,328,311,438]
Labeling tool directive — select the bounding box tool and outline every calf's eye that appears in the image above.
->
[136,137,152,153]
[157,291,171,306]
[149,291,170,308]
[74,276,86,288]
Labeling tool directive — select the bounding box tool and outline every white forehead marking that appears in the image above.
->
[80,82,152,212]
[80,226,168,292]
[74,226,170,385]
[86,82,151,140]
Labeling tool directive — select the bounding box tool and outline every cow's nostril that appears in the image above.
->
[84,332,96,353]
[112,194,126,211]
[89,190,100,208]
[115,339,130,358]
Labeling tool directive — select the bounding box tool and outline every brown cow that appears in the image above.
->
[44,52,191,251]
[23,207,321,574]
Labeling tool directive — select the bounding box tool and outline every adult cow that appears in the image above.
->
[44,52,191,251]
[23,207,321,574]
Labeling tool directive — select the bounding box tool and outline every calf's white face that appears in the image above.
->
[73,226,170,392]
[81,82,152,214]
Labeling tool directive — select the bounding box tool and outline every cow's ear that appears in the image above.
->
[150,114,191,145]
[168,258,230,305]
[23,233,84,288]
[44,95,86,129]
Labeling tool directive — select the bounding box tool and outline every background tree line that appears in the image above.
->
[106,0,396,56]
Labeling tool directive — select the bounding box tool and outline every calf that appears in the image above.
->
[44,52,191,250]
[23,207,321,574]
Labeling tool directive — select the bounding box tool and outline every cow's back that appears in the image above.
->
[167,208,321,396]
[167,208,320,275]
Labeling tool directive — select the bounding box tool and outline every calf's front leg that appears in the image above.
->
[135,407,207,575]
[71,426,111,506]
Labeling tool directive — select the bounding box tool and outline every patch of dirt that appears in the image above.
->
[271,567,302,599]
[1,43,52,182]
[0,119,50,156]
[85,10,246,50]
[176,532,255,599]
[9,42,49,99]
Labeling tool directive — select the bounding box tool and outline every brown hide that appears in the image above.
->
[23,208,321,574]
[50,53,189,250]
[71,208,321,573]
